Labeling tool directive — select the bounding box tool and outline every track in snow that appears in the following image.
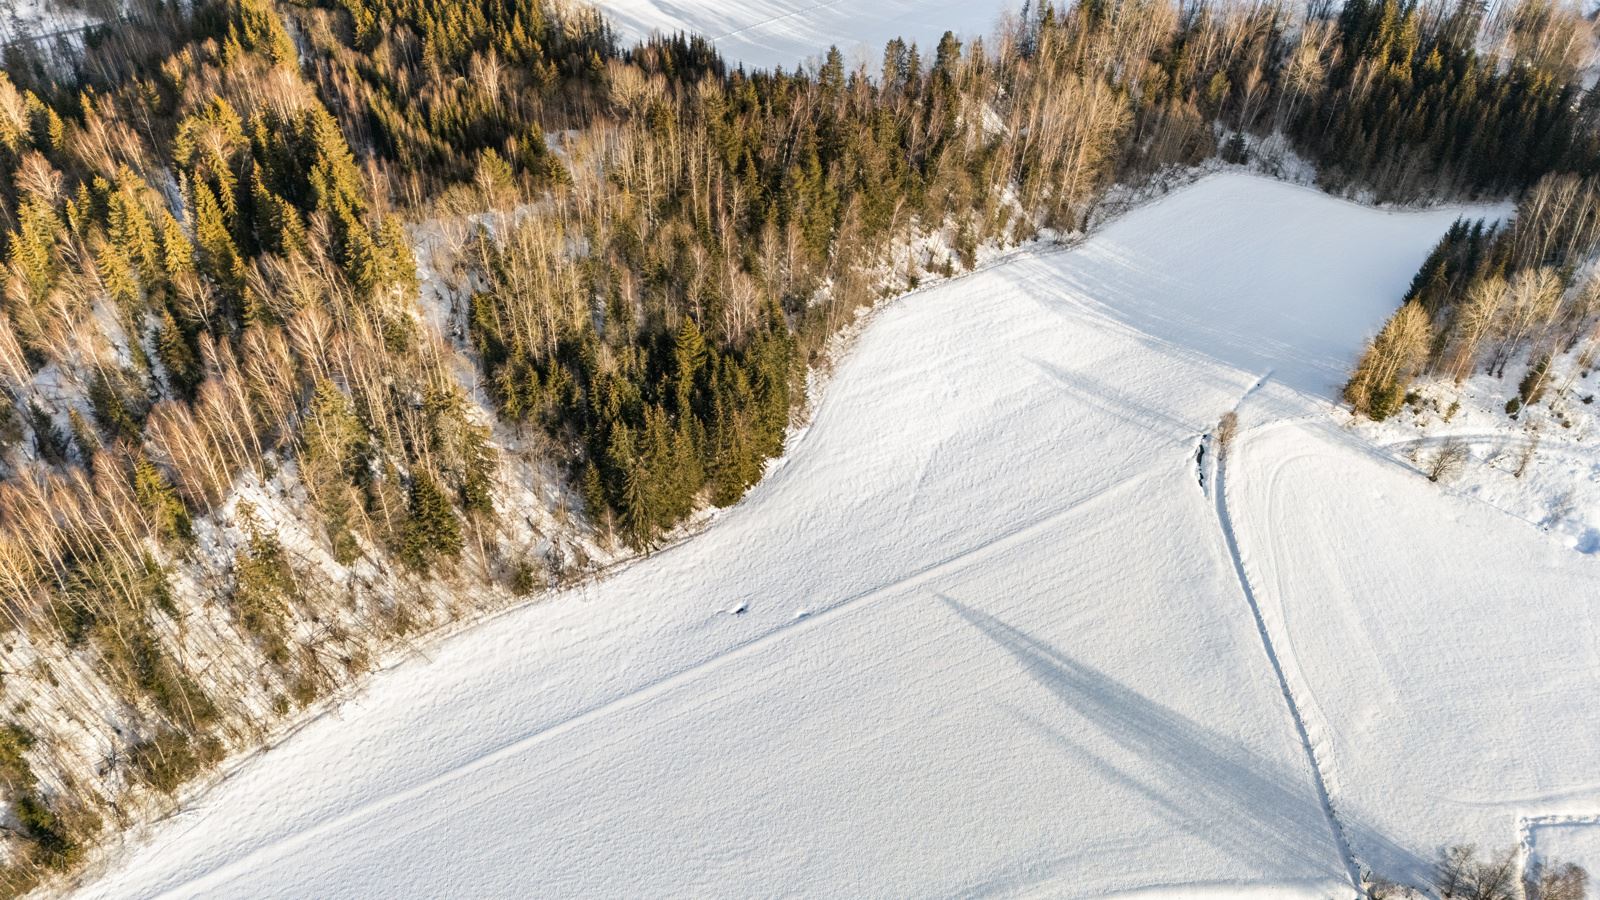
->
[1209,372,1362,894]
[143,469,1160,899]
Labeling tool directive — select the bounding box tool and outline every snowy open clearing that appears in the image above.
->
[76,174,1596,898]
[1226,405,1600,888]
[595,0,1018,71]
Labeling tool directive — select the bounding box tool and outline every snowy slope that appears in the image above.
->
[0,0,98,44]
[596,0,1018,71]
[1352,365,1600,557]
[1226,408,1600,888]
[1054,179,1513,398]
[77,174,1545,899]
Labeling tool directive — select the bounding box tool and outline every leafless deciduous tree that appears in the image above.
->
[1426,439,1469,483]
[1526,858,1590,900]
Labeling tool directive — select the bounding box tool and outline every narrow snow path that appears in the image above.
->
[1209,371,1361,891]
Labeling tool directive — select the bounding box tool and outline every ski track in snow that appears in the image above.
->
[1209,371,1362,894]
[78,173,1596,900]
[1229,407,1600,888]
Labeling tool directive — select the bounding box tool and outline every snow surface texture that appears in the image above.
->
[1229,410,1600,890]
[78,174,1594,899]
[596,0,1019,72]
[0,0,97,47]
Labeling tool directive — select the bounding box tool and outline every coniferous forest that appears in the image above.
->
[0,0,1596,890]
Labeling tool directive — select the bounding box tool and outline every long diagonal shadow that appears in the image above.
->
[937,593,1422,887]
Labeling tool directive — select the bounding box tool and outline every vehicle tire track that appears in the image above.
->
[149,468,1158,899]
[1209,372,1363,895]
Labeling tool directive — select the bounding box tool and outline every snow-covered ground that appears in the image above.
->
[1352,364,1600,556]
[596,0,1019,71]
[75,174,1598,899]
[1528,817,1600,894]
[0,0,97,46]
[1228,406,1600,889]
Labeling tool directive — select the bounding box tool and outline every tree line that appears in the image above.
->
[1345,171,1600,420]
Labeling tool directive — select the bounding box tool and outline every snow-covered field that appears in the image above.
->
[596,0,1018,71]
[1228,405,1600,888]
[76,174,1599,898]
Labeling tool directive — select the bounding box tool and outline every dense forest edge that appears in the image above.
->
[0,0,1596,892]
[1346,174,1600,425]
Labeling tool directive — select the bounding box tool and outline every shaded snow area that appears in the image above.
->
[78,174,1595,899]
[596,0,1019,71]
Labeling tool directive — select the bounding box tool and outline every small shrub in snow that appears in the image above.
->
[129,730,224,796]
[0,723,35,792]
[1525,858,1590,900]
[1514,433,1540,478]
[511,560,542,596]
[1215,411,1238,457]
[1364,873,1423,899]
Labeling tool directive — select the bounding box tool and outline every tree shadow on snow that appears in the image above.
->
[999,247,1352,400]
[1024,355,1202,448]
[936,593,1426,888]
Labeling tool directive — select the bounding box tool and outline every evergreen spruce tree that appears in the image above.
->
[580,459,608,523]
[672,317,707,417]
[133,455,193,546]
[400,471,464,571]
[190,181,246,307]
[156,308,203,400]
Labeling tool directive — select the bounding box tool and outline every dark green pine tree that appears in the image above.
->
[400,471,464,571]
[672,317,707,417]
